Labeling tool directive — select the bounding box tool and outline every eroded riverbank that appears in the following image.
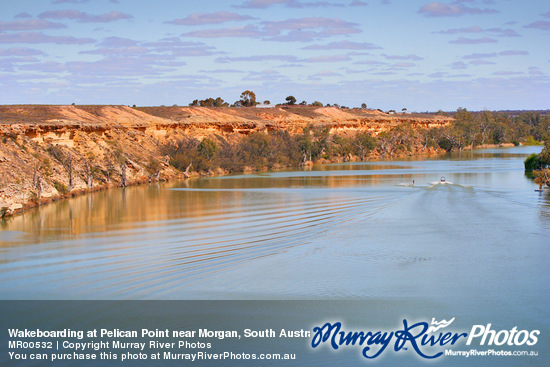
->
[0,105,451,217]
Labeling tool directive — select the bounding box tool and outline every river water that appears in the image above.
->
[0,146,548,365]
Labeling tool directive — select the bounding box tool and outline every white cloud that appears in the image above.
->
[303,41,380,50]
[419,2,498,17]
[39,10,132,23]
[167,12,255,26]
[0,31,94,44]
[449,37,497,44]
[524,20,550,30]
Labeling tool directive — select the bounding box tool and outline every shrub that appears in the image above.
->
[53,181,68,195]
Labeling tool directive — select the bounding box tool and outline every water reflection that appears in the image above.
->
[0,146,547,302]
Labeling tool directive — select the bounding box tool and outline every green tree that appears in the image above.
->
[240,90,256,107]
[454,108,478,149]
[299,125,314,162]
[200,98,214,107]
[241,132,270,167]
[352,131,376,160]
[285,96,296,105]
[524,153,541,171]
[198,138,218,161]
[328,135,352,160]
[538,142,550,167]
[312,126,331,159]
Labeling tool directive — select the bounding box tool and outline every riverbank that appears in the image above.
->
[0,105,453,217]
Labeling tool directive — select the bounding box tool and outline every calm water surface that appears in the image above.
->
[1,146,549,365]
[1,146,548,302]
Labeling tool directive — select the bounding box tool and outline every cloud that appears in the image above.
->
[463,52,496,59]
[451,61,468,69]
[235,0,347,9]
[418,2,498,17]
[302,54,351,62]
[449,37,497,44]
[79,36,220,58]
[144,38,219,57]
[183,17,361,42]
[39,10,132,23]
[52,0,91,3]
[308,70,341,80]
[499,50,528,56]
[542,11,550,18]
[234,0,289,8]
[382,53,423,61]
[243,69,290,81]
[428,72,448,78]
[436,26,520,37]
[0,31,94,44]
[372,71,397,76]
[15,13,32,19]
[62,56,181,77]
[182,24,265,38]
[98,36,139,47]
[528,67,544,76]
[354,59,386,65]
[0,47,45,56]
[199,69,246,74]
[389,62,416,68]
[263,17,359,34]
[463,50,528,58]
[492,71,523,76]
[302,40,380,50]
[446,73,472,78]
[436,25,483,34]
[350,1,368,6]
[524,20,550,30]
[487,28,520,37]
[167,12,255,26]
[469,59,495,65]
[19,61,67,72]
[81,46,149,56]
[312,70,341,76]
[262,17,361,41]
[0,19,66,31]
[215,55,298,63]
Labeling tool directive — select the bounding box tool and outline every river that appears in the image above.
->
[0,146,548,366]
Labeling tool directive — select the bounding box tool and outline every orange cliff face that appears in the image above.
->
[0,105,452,216]
[0,104,451,140]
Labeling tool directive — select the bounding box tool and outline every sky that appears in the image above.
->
[0,0,549,111]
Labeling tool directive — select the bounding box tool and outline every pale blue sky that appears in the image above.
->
[1,0,549,111]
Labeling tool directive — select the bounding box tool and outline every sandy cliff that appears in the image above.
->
[0,105,452,217]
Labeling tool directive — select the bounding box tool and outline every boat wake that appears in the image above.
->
[429,180,454,186]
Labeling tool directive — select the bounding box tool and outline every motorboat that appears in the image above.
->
[440,176,446,183]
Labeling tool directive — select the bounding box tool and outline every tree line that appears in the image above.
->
[436,108,549,151]
[161,109,550,178]
[161,126,378,174]
[187,90,360,109]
